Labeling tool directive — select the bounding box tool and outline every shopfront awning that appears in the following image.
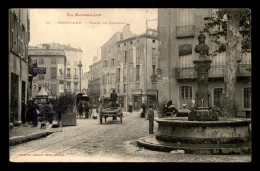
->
[36,87,48,96]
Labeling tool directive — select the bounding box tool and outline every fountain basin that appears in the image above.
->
[155,117,251,144]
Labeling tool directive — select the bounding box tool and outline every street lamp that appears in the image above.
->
[78,61,83,92]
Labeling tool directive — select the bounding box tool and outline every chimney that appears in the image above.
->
[123,24,130,32]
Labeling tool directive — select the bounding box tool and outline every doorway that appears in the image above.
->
[133,95,141,111]
[10,73,19,123]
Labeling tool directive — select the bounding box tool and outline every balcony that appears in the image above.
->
[237,64,251,77]
[174,64,251,80]
[176,25,195,38]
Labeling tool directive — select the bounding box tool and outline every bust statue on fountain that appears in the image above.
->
[194,33,210,59]
[188,33,218,121]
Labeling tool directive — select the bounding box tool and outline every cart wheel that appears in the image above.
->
[120,115,122,124]
[100,116,102,124]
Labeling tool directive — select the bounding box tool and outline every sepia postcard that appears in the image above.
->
[9,8,251,162]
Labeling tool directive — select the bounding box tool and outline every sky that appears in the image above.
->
[29,8,158,72]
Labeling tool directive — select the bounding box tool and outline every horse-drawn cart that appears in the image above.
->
[99,97,123,124]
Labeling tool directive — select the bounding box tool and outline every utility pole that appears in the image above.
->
[78,61,83,92]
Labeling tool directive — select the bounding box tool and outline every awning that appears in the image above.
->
[36,87,48,96]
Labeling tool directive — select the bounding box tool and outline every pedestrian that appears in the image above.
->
[77,100,84,119]
[26,100,33,124]
[166,100,178,116]
[148,105,155,134]
[110,90,117,108]
[167,99,173,108]
[44,101,54,124]
[83,101,89,119]
[32,101,40,127]
[141,103,146,118]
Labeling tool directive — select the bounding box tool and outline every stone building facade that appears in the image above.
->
[32,43,83,94]
[9,9,30,126]
[28,48,66,98]
[88,60,102,105]
[116,29,159,112]
[157,8,251,117]
[100,24,135,103]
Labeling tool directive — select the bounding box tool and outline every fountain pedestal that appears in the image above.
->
[137,34,251,155]
[187,36,218,121]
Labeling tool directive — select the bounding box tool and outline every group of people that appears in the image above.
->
[22,100,54,127]
[77,100,98,119]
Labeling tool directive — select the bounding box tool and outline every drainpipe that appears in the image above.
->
[126,40,129,112]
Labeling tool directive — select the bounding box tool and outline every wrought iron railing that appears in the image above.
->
[208,65,225,77]
[174,67,196,79]
[237,64,251,76]
[174,64,251,79]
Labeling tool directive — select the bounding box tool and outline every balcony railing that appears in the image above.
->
[208,65,225,78]
[174,64,251,79]
[237,64,251,76]
[174,67,196,79]
[66,74,71,78]
[176,25,195,38]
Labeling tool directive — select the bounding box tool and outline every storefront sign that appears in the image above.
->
[33,67,46,74]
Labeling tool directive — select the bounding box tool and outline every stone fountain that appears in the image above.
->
[137,34,251,155]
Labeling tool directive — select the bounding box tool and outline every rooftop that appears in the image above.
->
[117,29,158,44]
[28,49,65,56]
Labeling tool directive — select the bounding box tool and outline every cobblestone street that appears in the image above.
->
[10,112,251,162]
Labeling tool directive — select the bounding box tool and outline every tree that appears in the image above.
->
[202,9,251,117]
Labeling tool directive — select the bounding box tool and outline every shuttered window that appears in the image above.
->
[180,86,192,99]
[244,87,251,109]
[213,88,223,107]
[176,9,195,37]
[51,67,57,79]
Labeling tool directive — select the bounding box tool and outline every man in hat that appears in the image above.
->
[110,89,118,108]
